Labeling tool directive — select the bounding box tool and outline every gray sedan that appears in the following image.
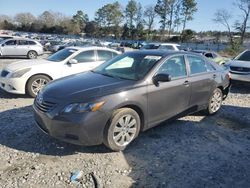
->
[33,51,231,151]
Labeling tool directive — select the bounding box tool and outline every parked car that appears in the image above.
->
[224,50,250,82]
[0,46,120,97]
[140,43,181,51]
[0,38,43,59]
[33,50,231,151]
[192,50,229,65]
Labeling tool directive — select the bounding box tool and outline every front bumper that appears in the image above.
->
[0,76,27,94]
[230,72,250,82]
[33,102,110,146]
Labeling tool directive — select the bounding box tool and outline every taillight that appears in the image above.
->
[227,72,231,80]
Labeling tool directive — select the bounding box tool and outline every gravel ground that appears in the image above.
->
[0,57,250,188]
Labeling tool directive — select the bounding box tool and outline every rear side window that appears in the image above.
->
[187,56,208,74]
[74,50,95,63]
[28,41,36,45]
[5,40,16,45]
[18,40,29,45]
[97,50,113,61]
[205,53,213,58]
[158,56,187,79]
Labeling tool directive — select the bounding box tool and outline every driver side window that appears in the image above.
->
[74,50,96,63]
[158,56,187,79]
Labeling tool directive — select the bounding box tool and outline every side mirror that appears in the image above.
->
[1,44,5,47]
[68,59,78,64]
[153,73,171,86]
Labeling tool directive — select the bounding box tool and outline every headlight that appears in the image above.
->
[62,101,105,113]
[10,68,31,78]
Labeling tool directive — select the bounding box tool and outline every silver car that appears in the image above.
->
[225,50,250,82]
[0,38,43,59]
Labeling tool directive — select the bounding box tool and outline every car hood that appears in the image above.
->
[4,59,53,72]
[227,60,250,68]
[42,71,135,100]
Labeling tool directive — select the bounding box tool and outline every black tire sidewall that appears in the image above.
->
[27,75,50,97]
[104,108,141,151]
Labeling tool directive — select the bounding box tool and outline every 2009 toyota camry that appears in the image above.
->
[33,50,231,151]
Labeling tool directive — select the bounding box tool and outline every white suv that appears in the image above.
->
[0,38,44,59]
[0,46,120,97]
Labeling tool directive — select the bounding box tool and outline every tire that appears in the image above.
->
[26,75,51,97]
[103,108,141,151]
[27,50,38,59]
[206,88,223,115]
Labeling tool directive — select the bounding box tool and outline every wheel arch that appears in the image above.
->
[25,73,53,94]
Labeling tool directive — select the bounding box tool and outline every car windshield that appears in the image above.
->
[47,48,77,62]
[236,51,250,62]
[93,53,163,81]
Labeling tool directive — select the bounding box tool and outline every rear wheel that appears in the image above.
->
[206,88,223,115]
[27,50,37,59]
[104,108,141,151]
[27,75,51,97]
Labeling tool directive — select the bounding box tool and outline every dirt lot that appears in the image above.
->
[0,57,250,188]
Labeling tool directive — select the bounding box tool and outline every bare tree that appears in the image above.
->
[213,9,234,46]
[14,13,36,26]
[234,0,250,44]
[144,5,157,37]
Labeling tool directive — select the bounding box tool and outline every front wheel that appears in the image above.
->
[206,88,223,115]
[26,75,51,97]
[104,108,141,151]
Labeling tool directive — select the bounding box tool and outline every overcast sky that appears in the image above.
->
[0,0,243,32]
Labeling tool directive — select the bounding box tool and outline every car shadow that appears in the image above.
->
[0,104,249,187]
[230,81,250,94]
[0,56,29,59]
[0,89,31,99]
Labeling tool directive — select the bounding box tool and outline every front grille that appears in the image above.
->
[230,66,250,73]
[35,99,57,113]
[1,70,9,77]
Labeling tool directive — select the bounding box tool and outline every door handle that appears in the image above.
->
[183,80,190,86]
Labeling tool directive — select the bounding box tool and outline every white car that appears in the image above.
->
[140,43,181,51]
[0,46,121,97]
[0,38,43,59]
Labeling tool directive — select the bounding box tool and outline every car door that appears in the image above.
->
[186,55,217,107]
[1,40,17,55]
[62,50,97,77]
[16,40,29,55]
[147,55,191,127]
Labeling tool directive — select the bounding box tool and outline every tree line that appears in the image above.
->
[0,0,197,41]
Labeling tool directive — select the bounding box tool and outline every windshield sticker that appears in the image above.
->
[144,56,162,61]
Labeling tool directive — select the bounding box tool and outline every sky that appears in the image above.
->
[0,0,243,32]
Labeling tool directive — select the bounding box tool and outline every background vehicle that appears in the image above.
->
[0,38,43,59]
[225,50,250,82]
[0,46,120,97]
[33,51,231,151]
[192,50,229,65]
[140,43,181,51]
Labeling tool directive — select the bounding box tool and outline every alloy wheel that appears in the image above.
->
[210,90,223,113]
[31,78,48,95]
[112,115,137,147]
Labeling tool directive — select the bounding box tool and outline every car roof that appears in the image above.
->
[65,46,121,53]
[125,50,201,57]
[146,43,180,46]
